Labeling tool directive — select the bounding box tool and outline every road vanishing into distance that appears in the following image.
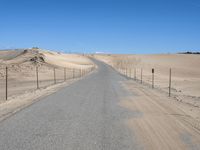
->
[0,59,200,150]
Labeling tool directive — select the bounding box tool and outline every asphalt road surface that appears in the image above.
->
[0,60,142,150]
[1,59,200,150]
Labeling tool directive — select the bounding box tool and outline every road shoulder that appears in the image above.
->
[119,79,200,150]
[0,79,79,122]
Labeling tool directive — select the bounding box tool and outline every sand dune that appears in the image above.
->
[0,48,94,102]
[0,48,93,68]
[93,54,200,107]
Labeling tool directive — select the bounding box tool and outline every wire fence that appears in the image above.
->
[116,67,173,96]
[0,64,95,101]
[111,61,200,104]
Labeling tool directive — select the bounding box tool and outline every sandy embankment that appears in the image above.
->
[0,48,95,120]
[121,80,200,150]
[93,54,200,107]
[94,54,200,149]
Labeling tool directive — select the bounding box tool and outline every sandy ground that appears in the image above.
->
[93,54,200,108]
[93,54,200,149]
[0,48,95,102]
[120,79,200,150]
[0,59,200,150]
[0,48,95,121]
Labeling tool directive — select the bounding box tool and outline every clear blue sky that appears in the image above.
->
[0,0,200,54]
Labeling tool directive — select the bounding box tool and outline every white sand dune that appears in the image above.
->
[0,48,94,102]
[93,54,200,107]
[0,48,93,68]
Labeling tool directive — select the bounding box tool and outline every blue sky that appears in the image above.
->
[0,0,200,54]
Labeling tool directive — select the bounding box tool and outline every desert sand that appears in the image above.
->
[93,54,200,107]
[93,54,200,149]
[0,52,200,149]
[121,79,200,150]
[0,48,94,102]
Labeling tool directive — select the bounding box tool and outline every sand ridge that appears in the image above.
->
[0,48,95,102]
[93,54,200,108]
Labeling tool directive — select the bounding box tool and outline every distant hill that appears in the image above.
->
[179,51,200,55]
[0,48,94,69]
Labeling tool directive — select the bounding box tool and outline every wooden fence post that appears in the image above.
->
[36,66,39,89]
[134,68,136,80]
[64,68,66,81]
[5,67,8,100]
[169,68,172,97]
[141,68,143,84]
[54,68,56,84]
[73,68,75,79]
[152,68,154,88]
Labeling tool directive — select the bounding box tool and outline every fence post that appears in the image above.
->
[64,68,66,81]
[36,66,39,89]
[134,68,136,80]
[5,67,8,100]
[54,68,56,84]
[152,68,154,88]
[169,68,172,97]
[141,68,143,84]
[73,68,75,79]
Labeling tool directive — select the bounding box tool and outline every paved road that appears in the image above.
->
[0,60,142,150]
